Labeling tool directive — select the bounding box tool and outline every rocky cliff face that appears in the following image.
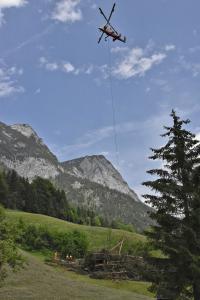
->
[0,121,152,231]
[0,122,63,180]
[61,155,140,201]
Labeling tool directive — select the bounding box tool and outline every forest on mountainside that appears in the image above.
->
[0,169,134,232]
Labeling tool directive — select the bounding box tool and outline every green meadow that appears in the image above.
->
[6,210,146,251]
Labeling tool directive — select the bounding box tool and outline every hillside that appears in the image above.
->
[0,251,153,300]
[3,210,154,300]
[0,121,152,231]
[6,210,145,251]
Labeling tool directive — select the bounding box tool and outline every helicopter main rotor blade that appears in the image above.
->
[99,4,117,34]
[98,32,105,44]
[99,7,109,24]
[107,3,116,23]
[99,3,115,24]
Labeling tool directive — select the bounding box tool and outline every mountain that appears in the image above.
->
[0,122,62,179]
[61,155,140,201]
[0,121,152,231]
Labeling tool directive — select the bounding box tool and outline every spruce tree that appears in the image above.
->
[0,172,8,207]
[143,110,200,300]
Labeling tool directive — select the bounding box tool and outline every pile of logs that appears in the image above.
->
[52,239,147,281]
[86,251,128,280]
[84,251,146,280]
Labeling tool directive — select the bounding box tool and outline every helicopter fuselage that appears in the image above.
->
[99,26,126,43]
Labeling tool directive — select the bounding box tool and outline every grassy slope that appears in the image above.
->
[4,210,154,299]
[0,251,153,300]
[6,210,145,251]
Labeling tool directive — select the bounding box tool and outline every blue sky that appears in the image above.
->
[1,0,200,198]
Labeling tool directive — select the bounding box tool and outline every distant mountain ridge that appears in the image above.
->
[0,121,152,231]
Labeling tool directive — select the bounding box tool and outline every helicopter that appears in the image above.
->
[98,3,126,44]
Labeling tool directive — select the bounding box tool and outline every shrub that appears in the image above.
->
[16,221,88,258]
[53,230,88,258]
[0,206,23,285]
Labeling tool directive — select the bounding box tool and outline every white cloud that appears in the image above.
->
[39,57,47,64]
[179,55,200,77]
[99,64,109,79]
[46,62,59,71]
[164,44,176,51]
[49,111,174,176]
[2,24,54,59]
[0,9,4,26]
[52,125,114,157]
[111,46,128,54]
[145,87,151,93]
[40,56,76,74]
[85,65,94,75]
[63,62,75,73]
[0,0,27,26]
[193,29,198,36]
[39,57,59,71]
[70,126,114,151]
[53,129,61,136]
[39,56,95,76]
[58,113,171,156]
[113,47,166,79]
[91,3,97,10]
[0,0,26,9]
[52,0,82,23]
[151,78,172,93]
[0,65,24,98]
[34,88,41,95]
[189,46,200,53]
[0,81,24,97]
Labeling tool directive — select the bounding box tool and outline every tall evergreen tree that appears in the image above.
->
[5,170,23,209]
[0,172,8,207]
[143,110,200,300]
